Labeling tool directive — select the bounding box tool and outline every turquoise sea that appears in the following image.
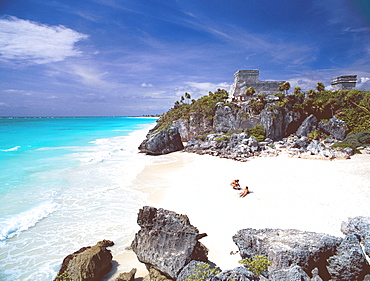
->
[0,117,157,280]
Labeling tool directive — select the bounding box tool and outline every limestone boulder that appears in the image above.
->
[318,117,348,140]
[138,126,184,155]
[131,206,209,280]
[341,216,370,257]
[327,234,370,281]
[55,240,114,281]
[211,266,259,281]
[233,228,342,278]
[296,114,318,137]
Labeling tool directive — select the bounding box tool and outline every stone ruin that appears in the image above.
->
[230,70,358,102]
[229,70,285,101]
[331,75,357,91]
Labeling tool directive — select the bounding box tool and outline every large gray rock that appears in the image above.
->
[131,206,209,280]
[296,114,318,137]
[233,228,342,278]
[341,216,370,257]
[327,234,370,281]
[138,126,184,155]
[211,266,259,281]
[260,105,303,140]
[178,261,220,281]
[318,117,348,140]
[213,103,260,134]
[55,240,114,281]
[269,265,311,281]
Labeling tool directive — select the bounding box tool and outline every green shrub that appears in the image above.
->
[55,272,72,281]
[331,142,361,154]
[215,135,230,142]
[247,125,266,142]
[343,133,362,147]
[185,262,220,281]
[357,131,370,145]
[239,255,272,276]
[196,134,209,141]
[307,129,321,140]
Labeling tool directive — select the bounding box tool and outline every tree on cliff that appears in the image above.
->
[316,82,325,92]
[185,92,191,104]
[245,86,256,96]
[283,82,290,94]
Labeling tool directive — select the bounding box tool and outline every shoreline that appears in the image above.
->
[121,151,370,277]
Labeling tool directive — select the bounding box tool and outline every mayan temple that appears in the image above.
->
[229,69,285,101]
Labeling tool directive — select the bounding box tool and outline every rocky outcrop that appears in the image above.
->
[318,117,349,141]
[115,268,136,281]
[341,216,370,257]
[211,266,259,281]
[327,234,370,280]
[130,207,370,281]
[184,133,261,162]
[213,103,260,134]
[261,104,304,140]
[138,126,184,155]
[233,229,341,276]
[184,133,354,161]
[233,228,370,280]
[55,240,114,281]
[177,260,220,281]
[296,114,318,137]
[131,206,209,280]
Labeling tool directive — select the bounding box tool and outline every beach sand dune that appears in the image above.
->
[126,151,370,275]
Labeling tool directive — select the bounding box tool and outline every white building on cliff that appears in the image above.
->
[229,70,285,101]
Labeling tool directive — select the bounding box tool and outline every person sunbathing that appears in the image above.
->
[239,186,250,197]
[230,179,241,190]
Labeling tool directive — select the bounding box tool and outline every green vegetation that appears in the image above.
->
[158,89,228,126]
[245,86,256,96]
[340,131,370,148]
[215,135,230,142]
[302,90,370,133]
[157,83,370,142]
[54,272,72,281]
[239,255,272,276]
[247,125,266,142]
[307,129,321,140]
[331,142,361,154]
[184,262,220,281]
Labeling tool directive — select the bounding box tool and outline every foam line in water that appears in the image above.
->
[0,201,60,241]
[1,146,20,152]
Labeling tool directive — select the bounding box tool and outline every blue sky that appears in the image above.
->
[0,0,370,116]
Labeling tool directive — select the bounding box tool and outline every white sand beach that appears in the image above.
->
[123,151,370,276]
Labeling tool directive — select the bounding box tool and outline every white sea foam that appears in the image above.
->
[1,146,20,152]
[0,201,60,241]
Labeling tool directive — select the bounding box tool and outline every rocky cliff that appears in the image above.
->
[138,87,370,158]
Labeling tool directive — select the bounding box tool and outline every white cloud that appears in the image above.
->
[186,81,230,92]
[0,16,88,64]
[141,82,153,88]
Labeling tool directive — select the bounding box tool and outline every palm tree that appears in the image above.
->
[278,84,285,93]
[245,86,256,97]
[283,82,290,94]
[185,92,191,104]
[293,87,301,95]
[316,82,325,92]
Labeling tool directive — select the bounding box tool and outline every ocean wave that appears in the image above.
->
[1,146,20,152]
[0,201,60,241]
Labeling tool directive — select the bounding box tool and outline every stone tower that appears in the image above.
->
[230,70,285,100]
[331,75,357,91]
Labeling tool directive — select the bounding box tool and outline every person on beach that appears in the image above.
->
[239,186,250,197]
[230,179,241,190]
